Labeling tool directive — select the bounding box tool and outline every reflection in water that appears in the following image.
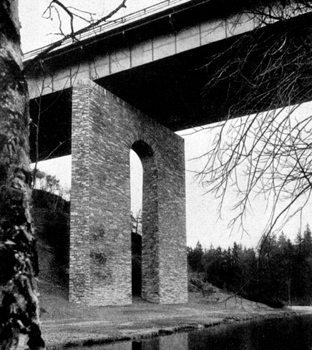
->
[188,315,312,350]
[133,333,188,350]
[74,315,312,350]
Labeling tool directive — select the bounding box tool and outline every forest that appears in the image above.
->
[187,225,312,306]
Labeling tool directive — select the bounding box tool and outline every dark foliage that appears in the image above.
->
[131,231,142,296]
[31,189,70,285]
[188,225,312,306]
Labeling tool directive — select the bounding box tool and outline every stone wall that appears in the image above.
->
[70,79,187,305]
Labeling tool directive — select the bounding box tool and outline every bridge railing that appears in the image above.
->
[23,0,190,61]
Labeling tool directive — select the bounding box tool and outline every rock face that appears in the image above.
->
[70,80,188,306]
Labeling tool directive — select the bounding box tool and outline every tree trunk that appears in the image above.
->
[0,1,45,349]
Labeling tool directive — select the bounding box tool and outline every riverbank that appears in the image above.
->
[40,291,298,349]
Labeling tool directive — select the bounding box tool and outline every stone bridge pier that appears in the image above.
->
[69,79,188,306]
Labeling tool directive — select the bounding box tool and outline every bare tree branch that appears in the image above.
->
[24,0,127,74]
[197,1,312,248]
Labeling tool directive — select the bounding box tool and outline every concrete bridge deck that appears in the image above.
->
[25,0,257,102]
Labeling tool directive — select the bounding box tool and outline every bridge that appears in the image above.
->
[25,0,262,161]
[24,0,309,306]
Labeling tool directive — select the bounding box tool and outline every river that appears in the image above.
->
[73,314,312,350]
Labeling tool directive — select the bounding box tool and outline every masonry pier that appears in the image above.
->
[69,80,188,305]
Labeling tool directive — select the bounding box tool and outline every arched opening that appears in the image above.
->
[130,149,143,296]
[69,82,187,305]
[131,140,159,302]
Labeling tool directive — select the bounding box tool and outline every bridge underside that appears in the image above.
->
[29,10,312,161]
[97,10,312,131]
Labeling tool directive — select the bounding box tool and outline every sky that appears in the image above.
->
[19,0,312,249]
[20,0,167,52]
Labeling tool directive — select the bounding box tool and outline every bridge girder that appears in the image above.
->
[27,1,312,161]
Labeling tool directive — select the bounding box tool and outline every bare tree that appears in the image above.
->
[0,1,127,349]
[197,0,312,247]
[131,210,142,235]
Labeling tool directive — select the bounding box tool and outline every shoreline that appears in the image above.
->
[41,293,303,349]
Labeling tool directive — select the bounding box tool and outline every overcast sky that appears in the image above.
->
[19,0,312,249]
[20,0,166,52]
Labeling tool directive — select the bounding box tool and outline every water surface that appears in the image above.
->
[74,315,312,350]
